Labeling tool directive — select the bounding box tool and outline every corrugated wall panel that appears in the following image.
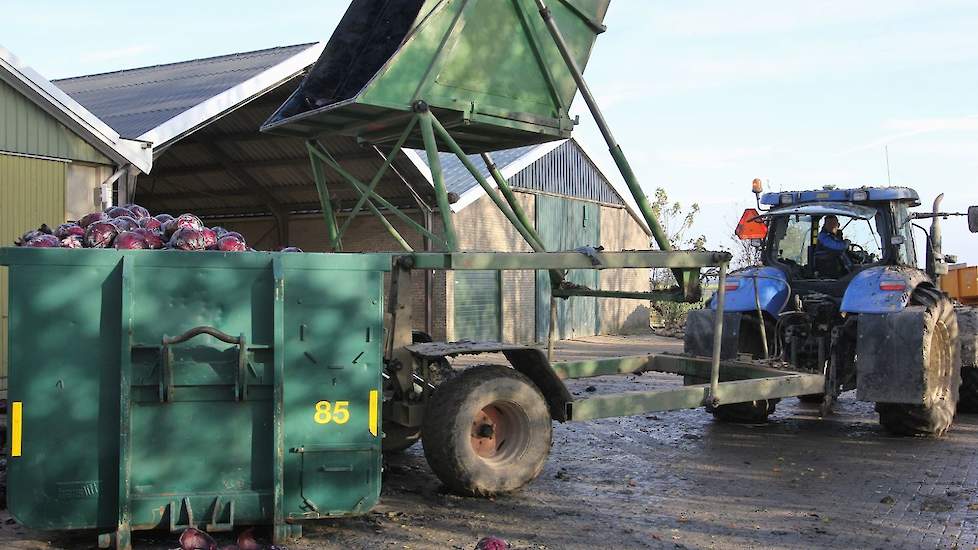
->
[535,195,601,341]
[0,78,110,164]
[510,141,622,206]
[0,153,67,396]
[453,270,501,341]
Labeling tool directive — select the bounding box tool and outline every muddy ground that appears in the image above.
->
[3,333,977,549]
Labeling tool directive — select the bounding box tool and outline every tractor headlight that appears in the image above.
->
[779,193,794,205]
[852,190,869,201]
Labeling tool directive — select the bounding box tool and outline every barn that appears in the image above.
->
[53,44,653,344]
[0,46,152,394]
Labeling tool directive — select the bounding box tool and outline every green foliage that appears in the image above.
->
[647,187,706,332]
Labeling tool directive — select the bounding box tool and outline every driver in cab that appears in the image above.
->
[814,215,851,276]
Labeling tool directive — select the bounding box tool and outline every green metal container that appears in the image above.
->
[262,0,611,151]
[0,247,388,541]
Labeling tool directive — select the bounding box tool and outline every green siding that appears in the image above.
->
[536,195,600,341]
[0,153,67,396]
[0,77,111,164]
[454,270,501,341]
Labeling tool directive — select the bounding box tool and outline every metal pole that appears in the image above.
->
[708,263,728,405]
[751,275,769,359]
[480,152,546,251]
[548,296,558,360]
[533,0,691,291]
[430,115,544,252]
[481,152,565,288]
[306,143,342,251]
[417,110,459,251]
[338,117,417,239]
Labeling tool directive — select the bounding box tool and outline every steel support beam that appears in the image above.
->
[567,374,825,421]
[406,251,730,271]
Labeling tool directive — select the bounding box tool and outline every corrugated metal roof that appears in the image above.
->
[53,44,315,139]
[413,140,624,206]
[412,145,536,197]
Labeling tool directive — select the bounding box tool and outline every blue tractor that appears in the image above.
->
[685,184,978,436]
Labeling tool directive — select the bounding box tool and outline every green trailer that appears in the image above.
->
[0,248,388,548]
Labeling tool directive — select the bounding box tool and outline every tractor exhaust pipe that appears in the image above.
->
[927,193,947,280]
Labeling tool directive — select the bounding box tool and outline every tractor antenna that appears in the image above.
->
[884,145,892,186]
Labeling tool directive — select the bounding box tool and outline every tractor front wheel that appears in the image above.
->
[422,365,552,496]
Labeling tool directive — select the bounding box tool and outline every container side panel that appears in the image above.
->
[283,267,384,517]
[6,262,120,529]
[127,265,276,528]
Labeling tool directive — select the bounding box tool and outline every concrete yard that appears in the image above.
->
[3,333,977,549]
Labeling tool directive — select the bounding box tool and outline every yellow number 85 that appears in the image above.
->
[314,400,350,425]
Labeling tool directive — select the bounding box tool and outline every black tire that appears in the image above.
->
[422,365,552,496]
[876,294,960,437]
[710,399,778,423]
[797,393,824,404]
[959,368,978,413]
[710,313,778,422]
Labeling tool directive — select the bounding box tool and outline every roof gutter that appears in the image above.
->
[0,44,152,173]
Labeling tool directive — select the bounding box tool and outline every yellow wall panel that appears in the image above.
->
[0,153,66,396]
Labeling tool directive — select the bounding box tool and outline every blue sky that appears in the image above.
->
[4,1,978,264]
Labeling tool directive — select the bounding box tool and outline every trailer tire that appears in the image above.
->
[875,294,960,437]
[422,365,552,497]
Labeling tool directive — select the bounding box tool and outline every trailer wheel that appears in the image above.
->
[422,365,552,496]
[876,295,960,437]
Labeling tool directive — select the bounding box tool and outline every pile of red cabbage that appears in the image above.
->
[13,205,302,253]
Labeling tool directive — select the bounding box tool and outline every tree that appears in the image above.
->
[646,188,705,332]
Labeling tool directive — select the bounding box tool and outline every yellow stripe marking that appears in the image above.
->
[368,390,379,437]
[11,401,22,457]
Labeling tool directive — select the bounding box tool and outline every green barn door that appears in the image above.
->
[454,270,501,341]
[536,196,600,341]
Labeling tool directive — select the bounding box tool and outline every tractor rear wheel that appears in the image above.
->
[710,399,778,423]
[876,295,960,437]
[422,365,552,496]
[710,313,778,422]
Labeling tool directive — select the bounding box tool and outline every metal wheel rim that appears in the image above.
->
[470,400,531,464]
[931,323,952,401]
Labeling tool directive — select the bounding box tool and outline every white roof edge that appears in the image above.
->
[0,44,152,173]
[449,140,566,213]
[138,41,327,153]
[570,138,653,237]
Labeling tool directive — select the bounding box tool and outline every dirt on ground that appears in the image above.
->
[2,333,977,549]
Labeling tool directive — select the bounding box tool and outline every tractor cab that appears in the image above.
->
[737,186,924,292]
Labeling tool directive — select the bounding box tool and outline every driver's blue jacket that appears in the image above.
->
[816,229,847,252]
